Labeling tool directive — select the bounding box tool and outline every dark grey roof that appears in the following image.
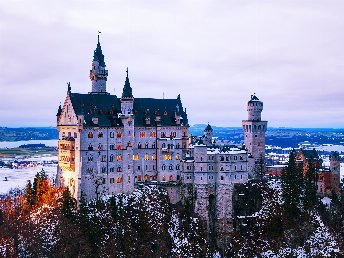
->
[204,123,213,132]
[69,93,122,127]
[133,97,188,126]
[93,36,105,67]
[300,149,319,160]
[68,93,188,127]
[122,68,133,98]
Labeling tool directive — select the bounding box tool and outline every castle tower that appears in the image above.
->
[89,35,109,94]
[203,123,213,146]
[242,94,267,175]
[120,68,135,193]
[330,151,341,194]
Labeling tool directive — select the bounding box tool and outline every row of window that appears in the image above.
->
[59,156,75,162]
[88,132,123,139]
[62,132,77,138]
[87,142,185,151]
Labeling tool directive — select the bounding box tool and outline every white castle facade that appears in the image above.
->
[56,37,267,242]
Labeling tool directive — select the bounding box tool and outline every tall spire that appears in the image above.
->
[93,33,105,67]
[90,33,108,94]
[122,67,133,98]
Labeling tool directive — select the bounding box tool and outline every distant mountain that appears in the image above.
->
[0,127,58,142]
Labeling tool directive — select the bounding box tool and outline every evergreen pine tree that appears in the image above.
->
[24,180,34,205]
[281,151,302,220]
[61,188,76,220]
[304,159,318,210]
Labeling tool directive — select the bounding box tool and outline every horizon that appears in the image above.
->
[2,125,344,130]
[1,1,344,127]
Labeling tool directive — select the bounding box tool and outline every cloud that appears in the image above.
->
[1,0,344,127]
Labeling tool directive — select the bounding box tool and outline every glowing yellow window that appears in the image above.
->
[144,154,149,160]
[152,154,156,160]
[176,154,180,160]
[133,154,139,160]
[116,155,122,161]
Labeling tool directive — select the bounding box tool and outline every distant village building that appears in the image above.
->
[56,36,268,245]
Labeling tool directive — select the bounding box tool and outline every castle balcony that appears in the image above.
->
[58,139,76,172]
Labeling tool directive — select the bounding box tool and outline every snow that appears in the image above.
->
[321,197,332,207]
[0,164,57,194]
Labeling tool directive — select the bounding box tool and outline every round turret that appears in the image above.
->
[247,94,263,121]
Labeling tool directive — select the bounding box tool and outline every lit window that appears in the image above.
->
[137,175,141,181]
[152,154,156,160]
[117,132,122,138]
[144,154,149,160]
[116,145,122,150]
[144,175,149,181]
[116,155,122,161]
[140,132,146,137]
[162,175,166,181]
[169,175,173,181]
[88,132,93,138]
[117,177,123,183]
[133,154,139,160]
[150,131,156,137]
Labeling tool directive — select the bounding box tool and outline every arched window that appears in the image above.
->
[220,156,224,161]
[169,164,173,170]
[162,175,166,181]
[88,144,93,151]
[162,143,166,148]
[176,164,180,170]
[88,132,93,138]
[109,155,114,162]
[117,167,122,172]
[98,132,103,138]
[144,174,149,181]
[169,175,173,181]
[162,165,166,170]
[152,154,156,160]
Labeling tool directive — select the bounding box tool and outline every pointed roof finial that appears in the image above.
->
[67,82,71,94]
[98,31,101,43]
[126,67,129,78]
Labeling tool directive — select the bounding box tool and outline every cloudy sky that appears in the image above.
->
[1,0,344,128]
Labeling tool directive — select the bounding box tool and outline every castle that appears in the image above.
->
[56,36,267,243]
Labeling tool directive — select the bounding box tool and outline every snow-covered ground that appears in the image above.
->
[0,164,57,194]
